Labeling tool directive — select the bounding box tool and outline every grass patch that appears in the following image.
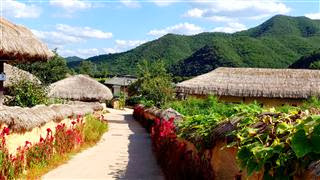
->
[84,114,108,144]
[24,114,108,179]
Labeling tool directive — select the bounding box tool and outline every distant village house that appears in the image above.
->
[104,75,137,96]
[176,67,320,106]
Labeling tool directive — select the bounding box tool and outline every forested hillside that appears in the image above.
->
[68,15,320,78]
[289,49,320,69]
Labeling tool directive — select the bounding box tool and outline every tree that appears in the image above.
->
[310,61,320,69]
[129,60,174,107]
[17,50,70,85]
[78,61,96,77]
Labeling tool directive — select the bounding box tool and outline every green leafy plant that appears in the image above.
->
[6,78,48,107]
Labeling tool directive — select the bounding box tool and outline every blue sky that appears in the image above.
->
[1,0,320,58]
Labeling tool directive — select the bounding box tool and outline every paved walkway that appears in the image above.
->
[43,108,164,180]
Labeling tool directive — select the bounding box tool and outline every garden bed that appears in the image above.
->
[134,97,320,180]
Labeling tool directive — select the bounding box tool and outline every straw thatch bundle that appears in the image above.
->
[4,63,40,87]
[0,18,54,61]
[71,105,94,116]
[49,75,113,101]
[67,101,104,111]
[49,104,74,120]
[176,67,320,99]
[31,105,59,124]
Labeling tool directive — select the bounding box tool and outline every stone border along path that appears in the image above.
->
[43,108,164,180]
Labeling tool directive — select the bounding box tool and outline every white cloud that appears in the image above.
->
[58,48,100,58]
[120,0,141,8]
[1,0,41,18]
[305,12,320,20]
[57,39,146,58]
[148,23,204,36]
[152,0,176,7]
[115,40,146,49]
[212,22,247,33]
[49,0,91,10]
[183,8,205,18]
[56,24,113,39]
[103,48,119,54]
[31,24,112,49]
[31,29,83,47]
[184,0,290,22]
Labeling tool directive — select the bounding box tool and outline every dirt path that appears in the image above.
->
[43,108,164,180]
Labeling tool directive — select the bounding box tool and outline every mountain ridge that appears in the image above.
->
[68,15,320,78]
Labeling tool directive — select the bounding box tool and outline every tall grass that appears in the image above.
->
[83,114,108,144]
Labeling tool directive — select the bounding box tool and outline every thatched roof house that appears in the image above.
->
[0,18,53,104]
[176,67,320,106]
[4,63,40,87]
[104,75,137,96]
[0,18,54,61]
[49,75,113,102]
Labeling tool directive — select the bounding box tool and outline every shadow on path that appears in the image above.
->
[107,113,163,180]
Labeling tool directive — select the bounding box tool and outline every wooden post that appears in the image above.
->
[0,61,4,105]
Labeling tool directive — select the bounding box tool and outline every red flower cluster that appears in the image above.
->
[26,127,54,169]
[54,118,84,154]
[0,114,88,179]
[133,105,214,179]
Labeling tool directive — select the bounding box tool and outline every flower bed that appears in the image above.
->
[134,102,320,180]
[0,113,107,179]
[134,105,214,179]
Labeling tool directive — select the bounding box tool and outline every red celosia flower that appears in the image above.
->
[25,141,31,146]
[71,121,76,126]
[40,136,44,142]
[47,128,52,133]
[3,127,9,135]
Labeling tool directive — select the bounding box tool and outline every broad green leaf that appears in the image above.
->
[311,124,320,153]
[290,129,312,158]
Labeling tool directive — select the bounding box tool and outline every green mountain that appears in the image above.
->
[289,49,320,69]
[68,15,320,77]
[65,56,83,63]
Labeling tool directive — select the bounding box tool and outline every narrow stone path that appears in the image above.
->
[43,108,164,180]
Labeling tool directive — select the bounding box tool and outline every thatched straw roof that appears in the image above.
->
[49,75,113,101]
[4,63,40,87]
[0,17,54,61]
[176,67,320,99]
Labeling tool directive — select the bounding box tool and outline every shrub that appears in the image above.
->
[6,77,48,107]
[83,114,108,143]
